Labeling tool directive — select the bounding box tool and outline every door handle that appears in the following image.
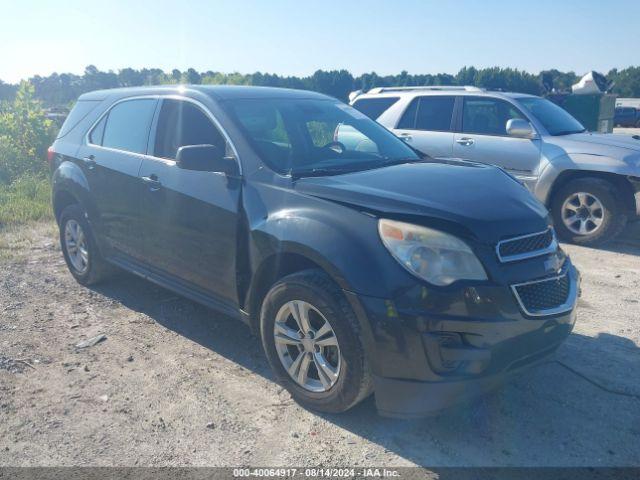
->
[82,155,97,170]
[141,175,162,191]
[399,133,412,142]
[456,137,474,146]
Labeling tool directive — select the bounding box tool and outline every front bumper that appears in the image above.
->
[344,263,580,418]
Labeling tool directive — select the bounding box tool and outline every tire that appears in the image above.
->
[551,178,627,246]
[260,269,372,413]
[59,204,113,286]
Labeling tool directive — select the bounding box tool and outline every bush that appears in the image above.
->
[0,82,56,184]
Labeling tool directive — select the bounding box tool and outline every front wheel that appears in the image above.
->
[551,178,627,246]
[260,269,372,413]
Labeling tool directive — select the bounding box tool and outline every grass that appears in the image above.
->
[0,222,58,263]
[0,175,53,226]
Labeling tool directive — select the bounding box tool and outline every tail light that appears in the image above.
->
[47,146,55,167]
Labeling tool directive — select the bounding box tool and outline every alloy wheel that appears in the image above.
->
[561,192,605,236]
[64,219,89,274]
[273,300,341,392]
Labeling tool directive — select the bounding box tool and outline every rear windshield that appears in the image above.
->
[57,100,101,138]
[352,97,400,120]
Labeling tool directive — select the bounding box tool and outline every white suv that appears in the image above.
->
[344,86,640,246]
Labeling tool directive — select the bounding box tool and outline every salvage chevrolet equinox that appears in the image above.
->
[49,86,580,418]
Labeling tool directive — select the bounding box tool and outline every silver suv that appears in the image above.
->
[345,86,640,246]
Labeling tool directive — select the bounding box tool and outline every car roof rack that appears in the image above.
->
[366,86,484,94]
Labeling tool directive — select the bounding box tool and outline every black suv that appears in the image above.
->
[50,86,579,418]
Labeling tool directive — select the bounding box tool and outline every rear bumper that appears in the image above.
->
[344,263,579,418]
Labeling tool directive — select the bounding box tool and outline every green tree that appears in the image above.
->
[118,68,145,87]
[3,64,639,110]
[0,80,18,102]
[456,66,477,86]
[185,68,202,84]
[0,82,55,184]
[539,69,578,93]
[83,65,118,91]
[609,66,640,97]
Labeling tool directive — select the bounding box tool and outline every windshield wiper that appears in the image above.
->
[379,157,425,168]
[291,165,372,178]
[553,128,586,136]
[291,157,424,178]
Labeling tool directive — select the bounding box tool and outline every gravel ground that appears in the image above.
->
[0,221,639,467]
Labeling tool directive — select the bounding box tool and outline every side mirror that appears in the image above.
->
[506,118,536,139]
[176,144,239,176]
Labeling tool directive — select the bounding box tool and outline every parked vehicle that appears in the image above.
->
[349,86,640,246]
[50,86,579,418]
[614,107,640,127]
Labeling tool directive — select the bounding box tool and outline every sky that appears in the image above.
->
[1,0,639,83]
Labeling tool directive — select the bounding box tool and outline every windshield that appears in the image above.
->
[223,98,420,176]
[518,97,586,136]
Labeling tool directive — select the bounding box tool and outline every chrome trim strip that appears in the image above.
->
[496,228,558,263]
[510,270,577,317]
[83,93,242,175]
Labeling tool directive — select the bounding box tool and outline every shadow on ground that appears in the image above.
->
[91,270,640,467]
[585,221,640,256]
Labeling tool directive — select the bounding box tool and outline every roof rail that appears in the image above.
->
[348,89,363,102]
[366,86,484,94]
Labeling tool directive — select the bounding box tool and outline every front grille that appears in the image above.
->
[497,228,556,262]
[512,273,573,317]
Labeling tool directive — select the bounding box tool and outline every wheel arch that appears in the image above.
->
[243,247,348,335]
[51,160,94,224]
[53,189,81,224]
[546,169,637,214]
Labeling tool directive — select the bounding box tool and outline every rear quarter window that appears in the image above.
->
[352,97,400,120]
[56,100,101,138]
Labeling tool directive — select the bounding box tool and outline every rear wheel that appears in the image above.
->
[260,269,372,413]
[59,204,113,285]
[552,178,627,246]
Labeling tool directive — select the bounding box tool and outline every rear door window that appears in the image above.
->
[396,96,455,131]
[100,99,157,154]
[352,97,400,120]
[415,96,455,131]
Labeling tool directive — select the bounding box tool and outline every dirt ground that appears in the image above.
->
[0,221,639,467]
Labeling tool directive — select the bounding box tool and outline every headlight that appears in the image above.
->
[378,219,487,286]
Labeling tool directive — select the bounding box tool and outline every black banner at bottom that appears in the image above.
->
[0,467,639,480]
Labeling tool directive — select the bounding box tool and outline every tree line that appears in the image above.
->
[1,65,640,108]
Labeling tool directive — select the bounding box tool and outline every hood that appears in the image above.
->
[544,132,640,156]
[294,161,550,244]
